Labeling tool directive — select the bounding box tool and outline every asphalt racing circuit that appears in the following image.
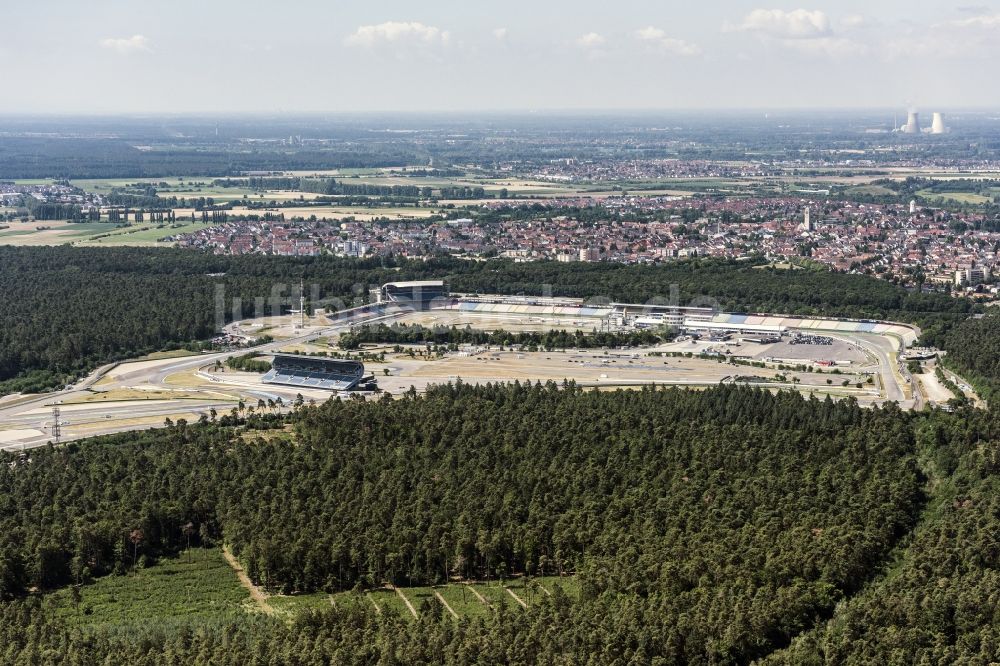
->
[0,296,971,452]
[0,305,397,451]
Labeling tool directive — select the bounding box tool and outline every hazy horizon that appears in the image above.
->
[5,1,1000,114]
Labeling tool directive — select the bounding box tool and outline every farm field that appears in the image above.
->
[272,576,580,622]
[225,204,441,220]
[44,548,251,632]
[0,218,215,247]
[39,545,582,633]
[0,220,123,246]
[915,189,994,204]
[326,173,584,196]
[156,187,253,200]
[60,171,593,201]
[64,177,199,192]
[267,591,334,617]
[65,177,251,200]
[76,220,216,246]
[844,184,897,196]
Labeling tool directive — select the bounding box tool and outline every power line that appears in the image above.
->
[51,405,61,444]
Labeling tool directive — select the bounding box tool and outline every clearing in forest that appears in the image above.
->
[534,575,580,599]
[435,584,492,618]
[367,587,412,617]
[472,582,520,610]
[387,583,419,618]
[46,548,247,631]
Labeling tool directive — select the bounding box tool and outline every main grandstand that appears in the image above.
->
[262,354,373,391]
[379,280,449,310]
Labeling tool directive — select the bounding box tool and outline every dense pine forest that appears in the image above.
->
[0,384,998,663]
[337,323,668,350]
[765,408,1000,664]
[0,246,985,396]
[0,247,411,394]
[941,313,1000,403]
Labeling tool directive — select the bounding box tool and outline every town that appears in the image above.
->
[169,192,999,296]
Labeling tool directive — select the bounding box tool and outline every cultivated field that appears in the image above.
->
[40,546,579,632]
[224,204,440,221]
[46,548,250,632]
[0,220,121,246]
[0,218,216,247]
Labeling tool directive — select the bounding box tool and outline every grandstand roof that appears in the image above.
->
[382,280,446,289]
[684,320,786,333]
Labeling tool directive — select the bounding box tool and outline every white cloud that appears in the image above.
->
[957,5,990,13]
[728,9,832,39]
[576,32,606,48]
[493,27,508,41]
[885,12,1000,59]
[99,35,151,54]
[784,37,866,57]
[948,13,1000,29]
[634,26,701,56]
[346,22,450,48]
[636,26,667,42]
[725,9,868,58]
[842,14,867,29]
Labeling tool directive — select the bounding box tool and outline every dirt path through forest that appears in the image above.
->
[388,584,419,618]
[222,546,276,615]
[465,583,493,610]
[505,586,528,608]
[434,589,460,619]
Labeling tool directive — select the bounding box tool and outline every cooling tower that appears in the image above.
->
[931,112,947,134]
[902,110,920,134]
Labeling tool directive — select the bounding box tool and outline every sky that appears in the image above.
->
[4,0,1000,113]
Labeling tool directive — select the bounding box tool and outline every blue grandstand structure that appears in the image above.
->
[262,354,373,391]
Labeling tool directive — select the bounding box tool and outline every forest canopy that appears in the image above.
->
[0,385,997,663]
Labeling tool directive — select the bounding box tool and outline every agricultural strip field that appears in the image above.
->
[274,577,579,622]
[40,548,581,633]
[75,221,216,246]
[0,221,122,246]
[915,189,995,204]
[224,205,441,220]
[0,219,216,247]
[44,549,251,632]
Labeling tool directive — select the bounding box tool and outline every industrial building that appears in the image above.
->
[898,109,949,135]
[378,280,449,310]
[262,355,374,391]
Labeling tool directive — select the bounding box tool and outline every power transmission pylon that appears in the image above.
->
[51,405,61,444]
